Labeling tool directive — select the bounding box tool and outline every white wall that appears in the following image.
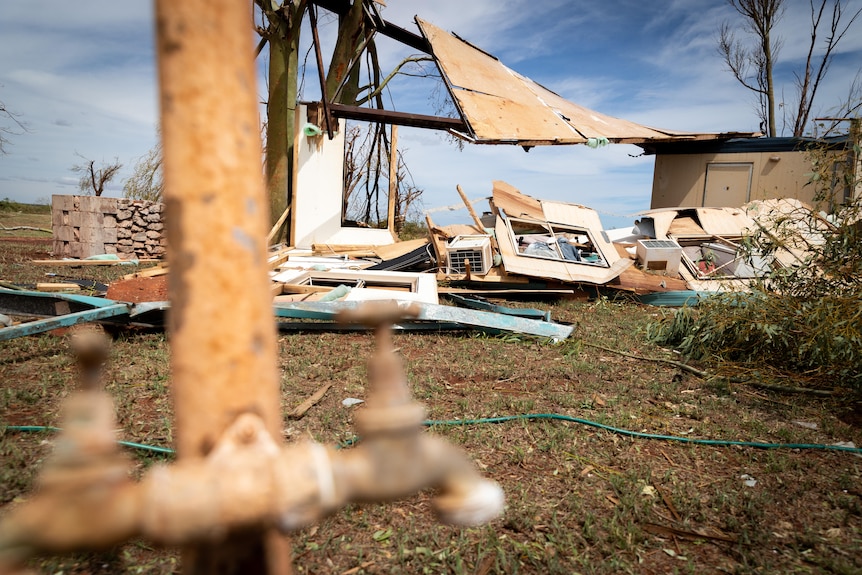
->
[292,103,395,249]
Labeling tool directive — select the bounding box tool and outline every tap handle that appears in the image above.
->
[70,326,110,391]
[335,301,420,329]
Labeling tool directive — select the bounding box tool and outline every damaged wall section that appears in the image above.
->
[52,195,167,259]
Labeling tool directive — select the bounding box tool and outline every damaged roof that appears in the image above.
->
[416,18,757,147]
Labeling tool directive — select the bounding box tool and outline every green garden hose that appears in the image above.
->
[5,414,860,456]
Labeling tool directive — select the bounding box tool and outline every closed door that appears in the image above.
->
[703,163,752,207]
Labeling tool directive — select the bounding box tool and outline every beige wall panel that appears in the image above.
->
[651,154,708,208]
[652,150,823,210]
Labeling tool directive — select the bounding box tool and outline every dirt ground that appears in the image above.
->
[1,237,861,575]
[105,276,169,302]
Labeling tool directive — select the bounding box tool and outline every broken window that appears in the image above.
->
[505,217,609,268]
[673,235,776,279]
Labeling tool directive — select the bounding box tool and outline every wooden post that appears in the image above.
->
[388,124,399,237]
[456,185,487,234]
[155,1,291,573]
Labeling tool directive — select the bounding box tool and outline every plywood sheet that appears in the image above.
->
[450,90,582,144]
[695,207,754,236]
[518,73,669,142]
[491,180,544,219]
[373,238,429,261]
[667,216,705,236]
[612,267,688,294]
[416,18,749,146]
[645,210,680,240]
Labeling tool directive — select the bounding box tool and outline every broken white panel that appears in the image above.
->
[292,103,396,249]
[272,269,438,305]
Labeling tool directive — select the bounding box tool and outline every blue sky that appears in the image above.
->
[1,1,860,230]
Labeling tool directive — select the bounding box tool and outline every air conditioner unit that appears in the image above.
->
[446,235,493,275]
[636,239,682,276]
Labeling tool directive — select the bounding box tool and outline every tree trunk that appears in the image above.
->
[762,28,777,137]
[325,0,366,105]
[265,31,298,243]
[261,3,303,244]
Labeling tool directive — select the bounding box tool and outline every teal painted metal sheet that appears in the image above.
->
[0,287,118,310]
[444,293,551,321]
[0,303,131,342]
[273,301,572,340]
[634,290,708,307]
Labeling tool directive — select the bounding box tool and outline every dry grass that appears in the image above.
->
[1,238,861,574]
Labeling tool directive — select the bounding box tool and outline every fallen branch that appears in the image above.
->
[642,522,736,544]
[743,380,835,397]
[582,341,707,377]
[581,341,835,396]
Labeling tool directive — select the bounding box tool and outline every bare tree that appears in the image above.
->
[719,0,862,137]
[718,0,784,136]
[123,139,164,202]
[71,154,122,197]
[792,0,862,136]
[0,97,26,155]
[342,122,423,234]
[255,1,434,239]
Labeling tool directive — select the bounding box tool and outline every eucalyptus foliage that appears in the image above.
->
[649,135,862,390]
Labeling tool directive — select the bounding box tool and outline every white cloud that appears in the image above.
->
[0,0,859,229]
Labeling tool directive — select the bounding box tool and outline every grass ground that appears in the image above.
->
[1,230,861,574]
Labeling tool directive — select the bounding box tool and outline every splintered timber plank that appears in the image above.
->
[35,283,82,292]
[121,264,169,280]
[425,213,447,270]
[491,180,544,219]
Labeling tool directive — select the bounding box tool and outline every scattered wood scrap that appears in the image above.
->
[35,283,82,293]
[287,382,333,419]
[311,244,378,258]
[121,263,169,280]
[267,246,294,269]
[31,258,160,266]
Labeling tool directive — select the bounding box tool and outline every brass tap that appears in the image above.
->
[0,303,504,568]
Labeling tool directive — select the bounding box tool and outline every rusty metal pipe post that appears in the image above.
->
[0,4,506,570]
[154,0,289,572]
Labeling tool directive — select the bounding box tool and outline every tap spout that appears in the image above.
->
[329,434,504,526]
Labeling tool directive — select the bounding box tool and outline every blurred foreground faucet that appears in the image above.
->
[0,304,504,572]
[0,1,503,572]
